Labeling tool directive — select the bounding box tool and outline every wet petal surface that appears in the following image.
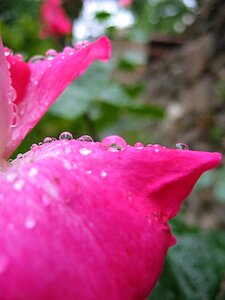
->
[0,140,221,299]
[3,36,111,158]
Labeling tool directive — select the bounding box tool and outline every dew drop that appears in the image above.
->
[11,113,18,128]
[28,167,38,177]
[79,148,92,156]
[30,143,38,149]
[4,47,13,56]
[14,53,23,60]
[17,153,23,159]
[64,46,75,55]
[86,169,92,174]
[13,179,24,191]
[175,143,189,150]
[78,135,93,142]
[101,170,107,178]
[8,87,17,103]
[59,131,73,140]
[102,135,127,152]
[0,255,9,275]
[75,40,90,50]
[45,49,57,60]
[29,55,45,64]
[134,142,144,149]
[38,142,43,146]
[6,172,17,182]
[43,137,53,143]
[24,216,36,229]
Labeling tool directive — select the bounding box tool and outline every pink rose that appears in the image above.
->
[0,36,221,299]
[40,0,72,38]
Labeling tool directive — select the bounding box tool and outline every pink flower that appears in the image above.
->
[40,0,72,38]
[0,37,222,299]
[119,0,133,7]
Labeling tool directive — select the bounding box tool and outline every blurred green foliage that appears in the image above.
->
[150,225,225,300]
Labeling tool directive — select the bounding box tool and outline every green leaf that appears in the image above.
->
[149,231,225,300]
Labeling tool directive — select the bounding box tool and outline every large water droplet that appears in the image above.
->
[43,137,53,143]
[45,49,57,60]
[29,55,45,64]
[79,148,92,156]
[175,143,189,150]
[78,135,93,142]
[134,142,144,149]
[102,135,127,152]
[59,131,73,140]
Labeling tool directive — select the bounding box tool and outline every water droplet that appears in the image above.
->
[11,113,18,128]
[17,153,23,159]
[59,131,73,140]
[175,143,189,150]
[8,87,17,103]
[101,170,107,178]
[64,46,75,55]
[43,137,53,143]
[29,55,45,64]
[102,135,127,152]
[28,167,38,177]
[86,169,92,174]
[134,142,144,149]
[38,142,43,146]
[45,49,57,60]
[79,148,92,156]
[30,143,38,149]
[75,40,90,50]
[78,135,93,142]
[0,254,9,275]
[6,172,17,182]
[4,47,13,56]
[24,216,36,229]
[14,53,23,60]
[13,179,24,191]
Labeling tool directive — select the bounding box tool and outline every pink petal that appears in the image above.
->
[4,36,111,158]
[40,0,72,38]
[0,38,14,160]
[119,0,133,7]
[0,140,221,299]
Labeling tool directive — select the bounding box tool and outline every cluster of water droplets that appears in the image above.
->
[4,47,18,128]
[28,40,90,66]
